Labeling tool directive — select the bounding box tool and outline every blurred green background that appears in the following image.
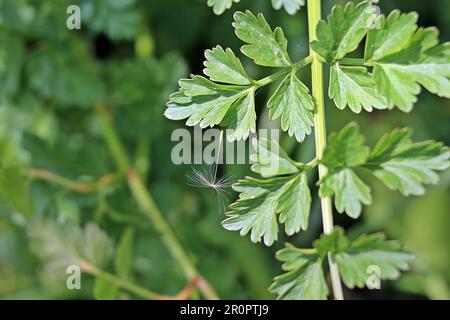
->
[0,0,449,299]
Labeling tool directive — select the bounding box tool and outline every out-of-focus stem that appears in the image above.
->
[95,103,219,300]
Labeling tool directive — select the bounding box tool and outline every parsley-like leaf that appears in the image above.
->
[271,0,305,16]
[320,169,372,219]
[81,0,140,40]
[272,228,413,298]
[365,11,418,62]
[364,128,450,196]
[223,172,311,245]
[28,219,113,276]
[311,1,377,62]
[250,138,299,178]
[366,12,450,111]
[203,45,252,85]
[165,76,256,140]
[315,228,415,289]
[233,11,292,67]
[207,0,240,15]
[222,87,257,141]
[267,72,315,142]
[270,244,328,300]
[26,44,105,108]
[319,123,372,218]
[329,65,387,113]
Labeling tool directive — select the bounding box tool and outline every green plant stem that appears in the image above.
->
[81,260,160,299]
[29,168,117,193]
[338,57,368,66]
[256,55,313,87]
[307,0,344,300]
[95,103,219,300]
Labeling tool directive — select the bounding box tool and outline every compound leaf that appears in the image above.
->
[366,12,450,111]
[165,76,256,140]
[320,123,372,218]
[364,128,450,196]
[223,173,311,246]
[315,228,415,289]
[270,244,328,300]
[28,219,113,276]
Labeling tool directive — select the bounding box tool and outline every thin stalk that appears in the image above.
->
[80,260,160,299]
[337,57,368,66]
[256,55,313,87]
[81,260,199,300]
[29,168,117,193]
[307,0,344,300]
[95,103,219,300]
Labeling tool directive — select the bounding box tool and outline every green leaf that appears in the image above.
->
[311,1,377,62]
[56,195,80,223]
[365,11,418,62]
[270,244,328,300]
[94,275,119,300]
[165,76,256,140]
[321,122,370,169]
[316,228,415,289]
[207,0,240,15]
[267,72,315,142]
[271,0,305,15]
[272,228,414,298]
[320,169,372,219]
[203,46,252,85]
[364,128,450,196]
[28,219,114,276]
[114,227,134,279]
[26,44,105,108]
[81,0,140,40]
[233,11,292,67]
[320,123,372,218]
[222,88,256,141]
[223,173,311,246]
[366,12,450,111]
[250,138,299,178]
[329,64,387,113]
[0,35,24,100]
[0,165,33,217]
[0,138,33,217]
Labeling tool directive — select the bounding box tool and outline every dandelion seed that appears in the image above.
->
[185,131,234,212]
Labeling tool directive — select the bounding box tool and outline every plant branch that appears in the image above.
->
[95,103,219,300]
[256,55,313,87]
[307,0,344,300]
[29,168,117,193]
